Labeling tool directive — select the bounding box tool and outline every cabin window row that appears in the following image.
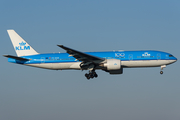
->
[137,56,154,58]
[45,57,75,60]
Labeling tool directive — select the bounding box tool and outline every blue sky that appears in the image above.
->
[0,0,180,120]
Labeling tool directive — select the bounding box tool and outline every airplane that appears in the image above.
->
[3,30,177,80]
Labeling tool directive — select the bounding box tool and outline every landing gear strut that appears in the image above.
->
[160,65,166,75]
[85,71,98,80]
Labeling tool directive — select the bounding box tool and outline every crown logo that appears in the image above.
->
[142,52,150,56]
[19,42,26,46]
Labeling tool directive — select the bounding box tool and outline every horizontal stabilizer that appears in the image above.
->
[3,55,30,61]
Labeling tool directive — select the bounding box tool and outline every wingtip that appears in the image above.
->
[57,45,63,47]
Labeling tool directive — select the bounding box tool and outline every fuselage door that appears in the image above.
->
[41,57,45,63]
[129,54,133,60]
[157,54,161,60]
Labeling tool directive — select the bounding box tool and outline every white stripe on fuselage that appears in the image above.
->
[24,60,176,70]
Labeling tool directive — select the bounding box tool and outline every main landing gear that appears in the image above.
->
[84,64,98,80]
[85,71,98,80]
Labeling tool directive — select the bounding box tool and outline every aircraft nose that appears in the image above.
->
[175,57,178,62]
[172,56,177,63]
[169,56,177,64]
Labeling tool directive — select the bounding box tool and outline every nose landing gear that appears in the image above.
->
[160,65,166,75]
[85,71,98,80]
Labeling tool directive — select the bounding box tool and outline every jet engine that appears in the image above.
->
[103,59,123,74]
[104,59,121,70]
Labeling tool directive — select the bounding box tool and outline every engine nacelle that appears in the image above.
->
[104,59,121,70]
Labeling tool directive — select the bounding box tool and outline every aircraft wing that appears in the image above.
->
[57,45,104,63]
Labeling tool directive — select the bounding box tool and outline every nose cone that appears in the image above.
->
[175,57,178,62]
[170,56,177,64]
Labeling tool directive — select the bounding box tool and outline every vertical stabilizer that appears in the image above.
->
[7,30,38,56]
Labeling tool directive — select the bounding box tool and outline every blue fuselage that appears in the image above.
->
[8,50,177,65]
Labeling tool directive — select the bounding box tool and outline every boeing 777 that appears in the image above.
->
[4,30,177,79]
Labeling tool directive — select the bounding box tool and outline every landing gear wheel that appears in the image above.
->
[160,71,163,74]
[90,73,94,78]
[87,76,90,80]
[94,73,98,78]
[85,70,98,80]
[85,73,88,77]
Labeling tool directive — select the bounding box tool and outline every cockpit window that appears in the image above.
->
[169,55,173,57]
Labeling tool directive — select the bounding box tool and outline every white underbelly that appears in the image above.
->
[25,60,174,70]
[122,60,171,68]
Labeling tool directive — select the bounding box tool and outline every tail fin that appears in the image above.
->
[7,30,38,56]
